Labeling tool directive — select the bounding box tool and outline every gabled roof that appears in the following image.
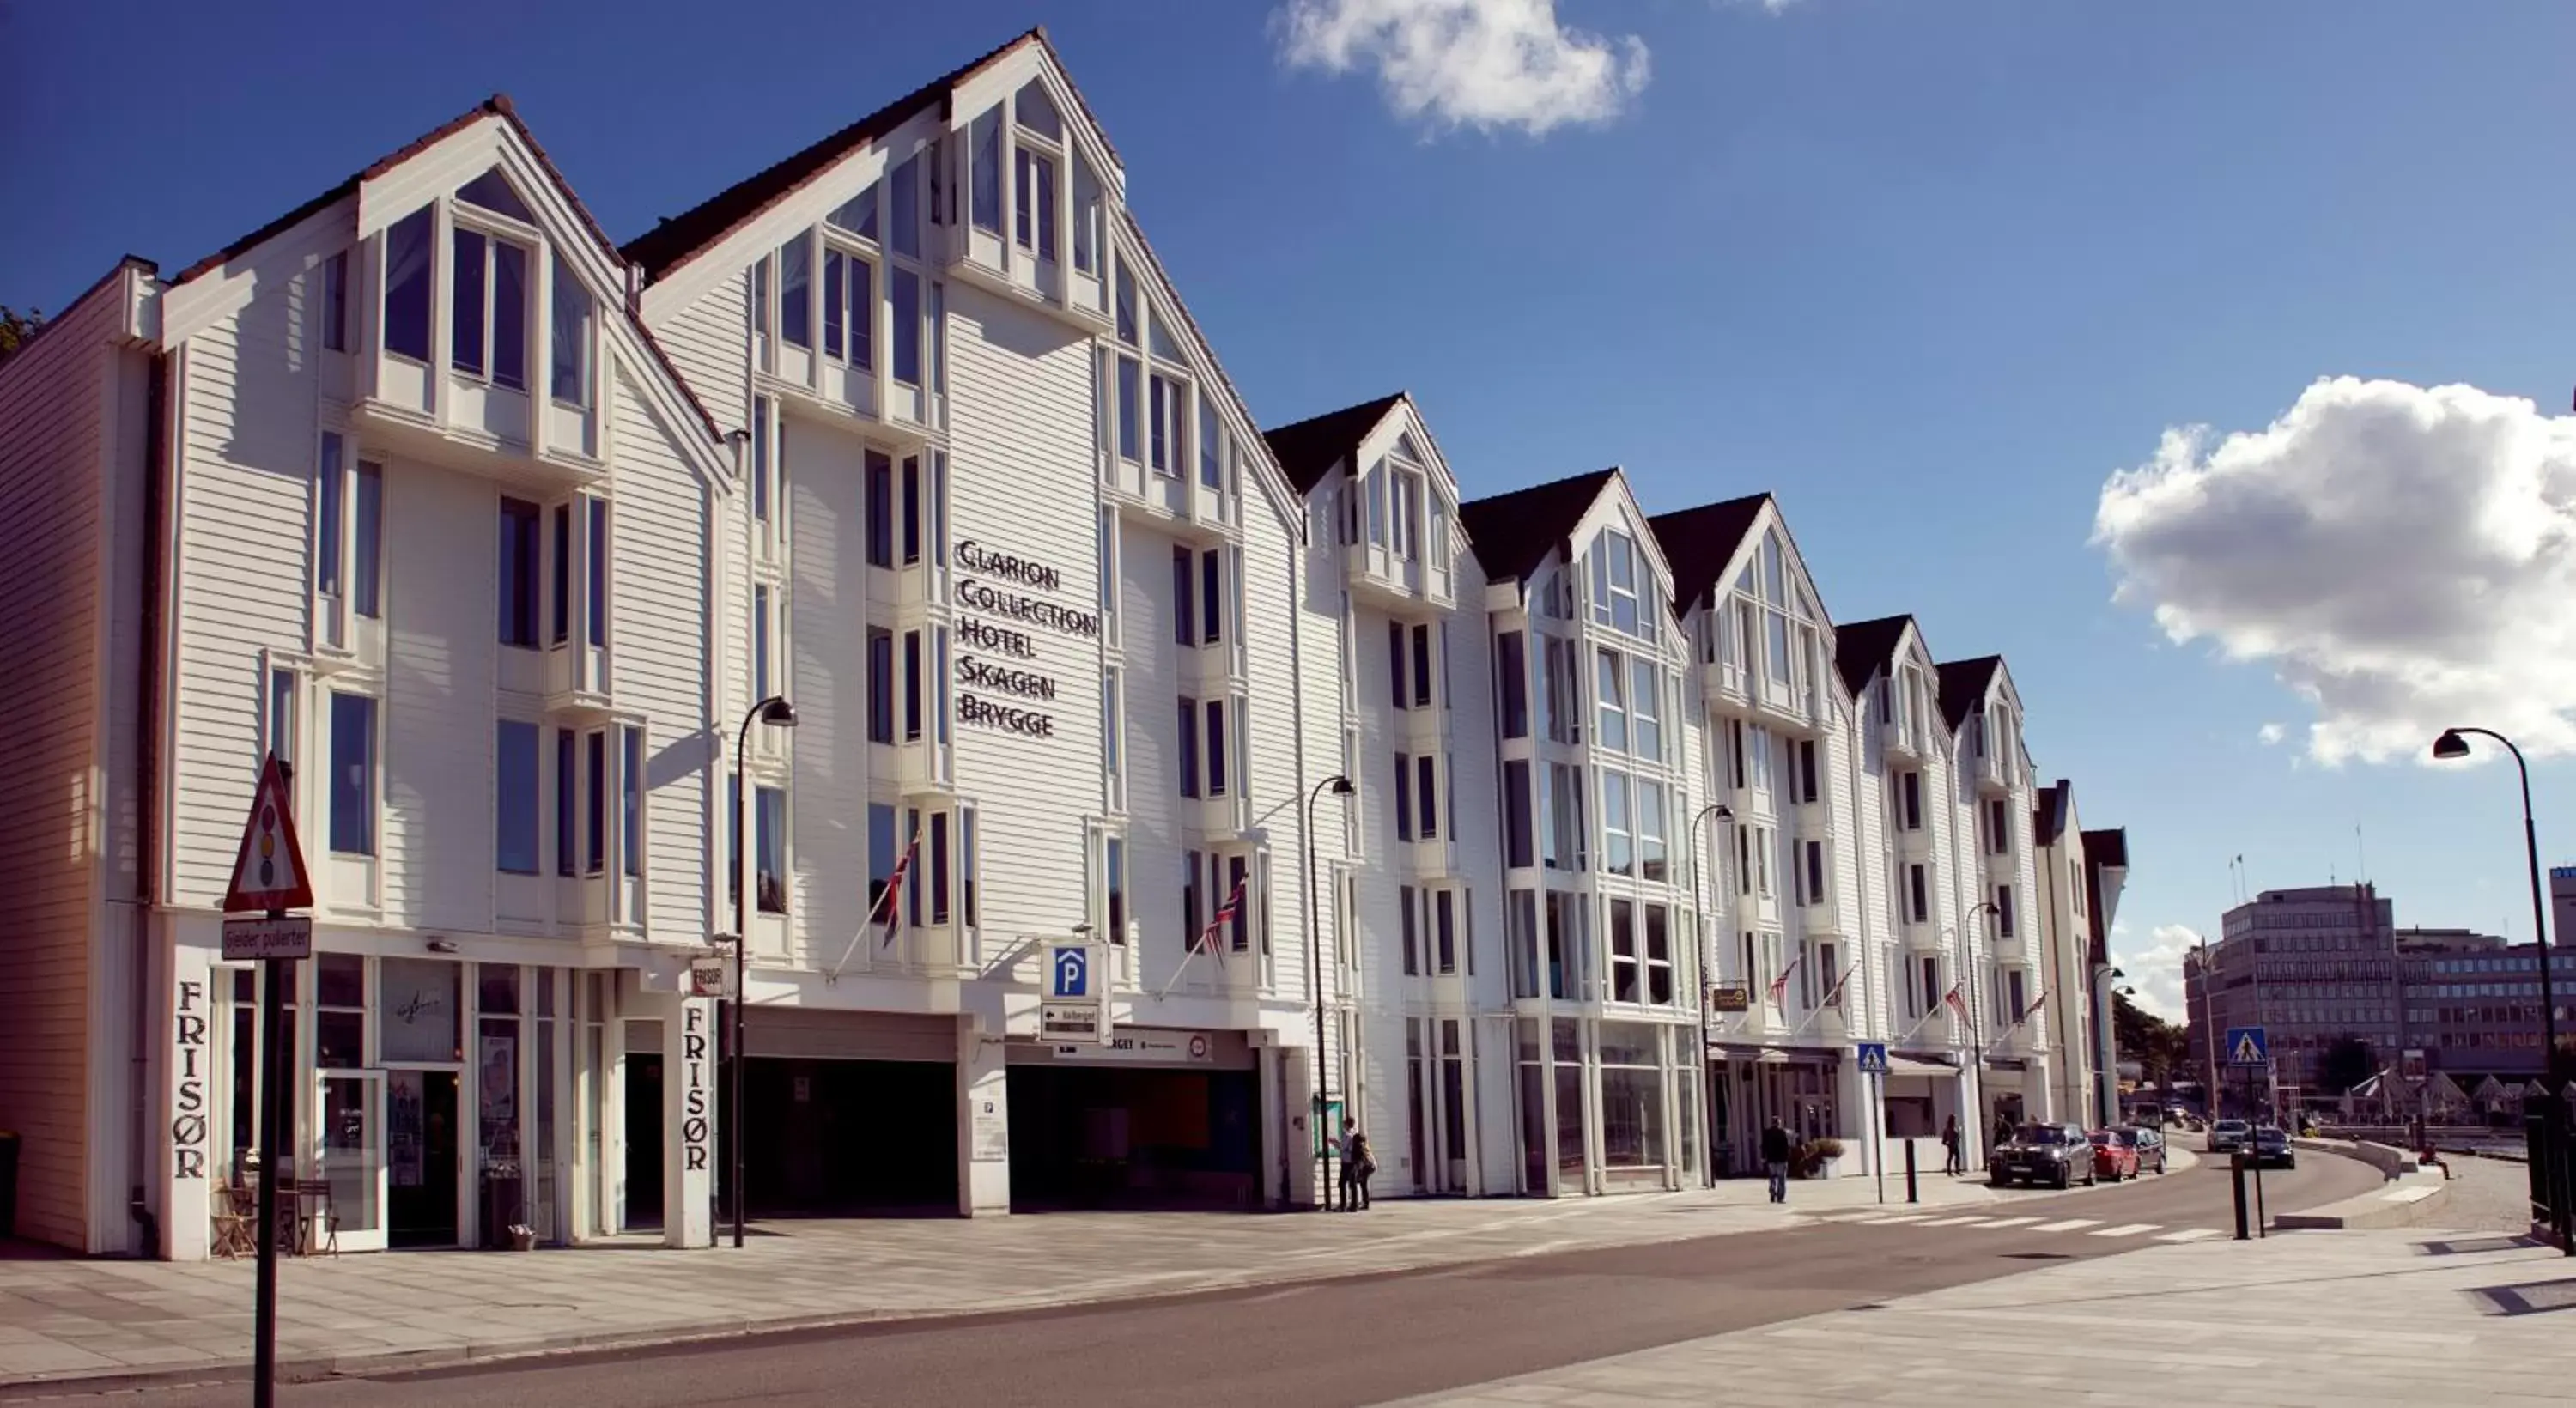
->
[1935,656,2004,731]
[2032,781,2070,847]
[1833,615,1913,696]
[1645,493,1769,613]
[1262,392,1406,495]
[621,28,1109,285]
[1457,467,1620,585]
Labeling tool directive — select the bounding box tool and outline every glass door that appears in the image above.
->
[317,1070,387,1252]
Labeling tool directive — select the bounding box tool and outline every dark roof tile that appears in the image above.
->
[1261,392,1406,495]
[1457,468,1619,586]
[1935,655,2003,731]
[1644,494,1768,614]
[1832,615,1912,696]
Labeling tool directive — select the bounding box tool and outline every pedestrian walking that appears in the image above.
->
[1760,1116,1793,1204]
[1348,1126,1377,1210]
[1336,1118,1361,1211]
[1941,1115,1963,1176]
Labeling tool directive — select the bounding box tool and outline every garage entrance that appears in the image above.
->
[1008,1063,1261,1211]
[738,1057,957,1215]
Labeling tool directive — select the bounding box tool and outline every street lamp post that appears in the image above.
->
[1966,900,2001,1157]
[1303,774,1354,1210]
[2432,728,2559,1083]
[722,695,798,1248]
[1690,803,1735,1186]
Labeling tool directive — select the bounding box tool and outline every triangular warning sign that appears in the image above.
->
[222,754,315,913]
[2231,1034,2264,1065]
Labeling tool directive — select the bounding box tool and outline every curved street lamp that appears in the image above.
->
[1965,901,2002,1149]
[1304,774,1354,1209]
[721,695,797,1248]
[2431,728,2557,1089]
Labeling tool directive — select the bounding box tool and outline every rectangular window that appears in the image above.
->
[1201,550,1224,647]
[328,691,375,856]
[1394,753,1414,842]
[550,252,592,406]
[750,394,771,524]
[1908,863,1929,924]
[1172,546,1195,647]
[586,731,606,875]
[1416,754,1438,841]
[1602,772,1633,877]
[753,586,772,700]
[900,455,923,566]
[1228,853,1251,952]
[556,730,576,877]
[1411,624,1433,709]
[586,499,608,649]
[778,237,811,349]
[1072,155,1100,273]
[1996,885,2016,938]
[495,720,539,875]
[317,434,344,602]
[1204,699,1228,798]
[1988,798,2010,855]
[865,451,894,568]
[1637,780,1668,883]
[1595,648,1628,754]
[1609,898,1638,1003]
[1899,771,1922,831]
[1797,739,1819,804]
[622,725,642,879]
[1498,630,1528,738]
[1504,760,1534,869]
[867,628,895,744]
[383,208,433,361]
[320,251,349,353]
[1198,399,1221,489]
[1102,832,1125,942]
[349,461,380,620]
[1802,840,1825,907]
[1645,905,1673,1004]
[1102,667,1123,784]
[1148,374,1181,476]
[499,498,540,647]
[1401,884,1419,975]
[903,630,923,743]
[929,811,951,925]
[756,786,787,913]
[1178,696,1200,798]
[1115,357,1141,462]
[823,249,846,359]
[1630,656,1662,761]
[1436,889,1459,974]
[890,270,921,385]
[1013,147,1058,258]
[550,505,571,646]
[971,109,1003,233]
[1182,850,1202,943]
[265,668,297,768]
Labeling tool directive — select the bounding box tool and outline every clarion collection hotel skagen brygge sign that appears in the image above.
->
[951,538,1097,741]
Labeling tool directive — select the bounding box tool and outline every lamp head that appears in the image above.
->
[1713,804,1735,822]
[760,698,799,728]
[2432,729,2471,761]
[1326,774,1355,797]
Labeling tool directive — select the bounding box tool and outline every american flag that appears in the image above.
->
[874,828,920,949]
[1197,875,1246,969]
[1943,983,1971,1023]
[1821,962,1856,1010]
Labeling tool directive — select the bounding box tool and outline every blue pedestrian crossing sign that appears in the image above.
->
[1854,1041,1890,1076]
[2225,1025,2269,1067]
[1050,944,1090,998]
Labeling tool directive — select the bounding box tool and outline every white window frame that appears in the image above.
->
[447,204,539,392]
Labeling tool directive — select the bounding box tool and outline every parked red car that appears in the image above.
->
[2087,1129,2140,1181]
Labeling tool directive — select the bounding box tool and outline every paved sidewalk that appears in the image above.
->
[0,1169,2017,1392]
[1390,1223,2576,1407]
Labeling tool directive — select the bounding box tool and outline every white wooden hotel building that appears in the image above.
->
[0,30,2129,1258]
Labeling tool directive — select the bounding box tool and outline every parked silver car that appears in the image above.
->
[2208,1119,2251,1155]
[1991,1121,2099,1190]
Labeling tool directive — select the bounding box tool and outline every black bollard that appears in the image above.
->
[2231,1151,2251,1241]
[1905,1138,1919,1205]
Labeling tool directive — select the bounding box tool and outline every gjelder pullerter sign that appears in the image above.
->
[954,539,1098,739]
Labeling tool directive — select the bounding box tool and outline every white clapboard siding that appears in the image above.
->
[609,364,716,941]
[381,461,497,932]
[781,417,869,968]
[653,276,750,441]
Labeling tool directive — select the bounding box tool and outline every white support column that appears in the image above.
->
[159,935,216,1261]
[1282,1043,1318,1208]
[956,1020,1010,1217]
[665,996,715,1247]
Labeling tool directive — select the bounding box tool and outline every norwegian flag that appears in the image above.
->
[873,828,920,949]
[2019,990,2049,1025]
[1766,963,1793,1007]
[1943,983,1971,1023]
[1821,962,1856,1010]
[1197,875,1246,968]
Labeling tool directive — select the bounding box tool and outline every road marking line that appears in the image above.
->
[2090,1223,2162,1238]
[1858,1215,1936,1224]
[1912,1216,1986,1226]
[2156,1228,2226,1242]
[1978,1217,2040,1229]
[2027,1218,2099,1233]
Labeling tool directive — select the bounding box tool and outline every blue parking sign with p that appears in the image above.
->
[1051,945,1089,998]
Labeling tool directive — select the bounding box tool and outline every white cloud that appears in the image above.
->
[2093,376,2576,765]
[1276,0,1651,137]
[2257,722,2287,746]
[2114,923,2203,1022]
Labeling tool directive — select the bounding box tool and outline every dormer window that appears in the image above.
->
[970,108,1005,235]
[1591,530,1643,637]
[549,252,592,408]
[383,208,434,362]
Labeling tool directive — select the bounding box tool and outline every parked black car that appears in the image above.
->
[1991,1121,2099,1190]
[2251,1125,2296,1169]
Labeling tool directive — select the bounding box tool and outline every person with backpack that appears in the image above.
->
[1346,1123,1378,1211]
[1760,1116,1794,1204]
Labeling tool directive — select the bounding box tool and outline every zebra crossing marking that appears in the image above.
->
[1978,1217,2040,1229]
[1912,1216,1987,1227]
[2156,1228,2226,1243]
[2090,1223,2163,1238]
[2027,1218,2100,1233]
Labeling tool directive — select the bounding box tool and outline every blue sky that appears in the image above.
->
[9,0,2574,1017]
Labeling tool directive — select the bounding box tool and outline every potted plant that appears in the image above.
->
[507,1222,538,1252]
[1795,1138,1847,1179]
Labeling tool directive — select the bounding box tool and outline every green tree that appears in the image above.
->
[0,306,44,370]
[2318,1033,2378,1095]
[2112,990,2189,1082]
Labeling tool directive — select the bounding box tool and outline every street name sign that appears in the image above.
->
[222,916,313,962]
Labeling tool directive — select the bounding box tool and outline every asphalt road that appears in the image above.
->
[90,1150,2381,1408]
